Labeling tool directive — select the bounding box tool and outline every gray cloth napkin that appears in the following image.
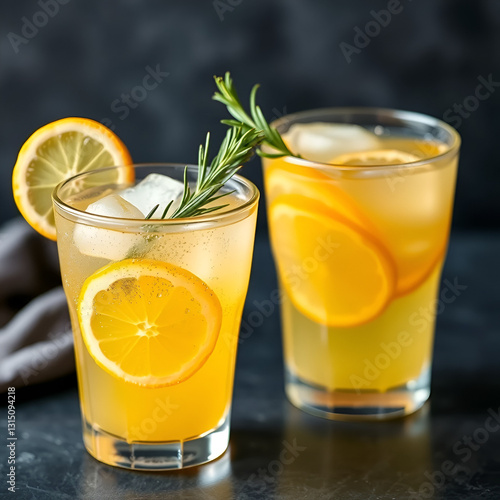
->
[0,218,74,392]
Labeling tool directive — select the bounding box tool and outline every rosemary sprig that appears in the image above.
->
[146,125,264,220]
[213,72,295,159]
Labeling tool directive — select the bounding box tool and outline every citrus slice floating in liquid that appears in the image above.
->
[331,148,445,296]
[77,259,222,387]
[330,149,420,166]
[264,157,373,230]
[269,194,396,327]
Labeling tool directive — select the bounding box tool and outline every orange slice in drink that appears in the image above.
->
[331,149,420,166]
[269,194,396,327]
[331,148,444,296]
[77,259,222,387]
[264,157,371,229]
[12,117,133,240]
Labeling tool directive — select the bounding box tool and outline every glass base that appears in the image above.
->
[82,416,230,470]
[285,365,430,421]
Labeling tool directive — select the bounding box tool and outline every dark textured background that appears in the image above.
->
[1,0,500,232]
[1,3,500,498]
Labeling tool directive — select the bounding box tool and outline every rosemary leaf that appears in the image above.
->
[213,72,296,159]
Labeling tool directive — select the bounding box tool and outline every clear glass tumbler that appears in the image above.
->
[52,164,259,469]
[262,108,460,420]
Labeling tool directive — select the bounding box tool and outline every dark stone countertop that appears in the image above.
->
[1,232,499,500]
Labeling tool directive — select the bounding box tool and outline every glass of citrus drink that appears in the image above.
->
[262,108,460,420]
[52,163,259,469]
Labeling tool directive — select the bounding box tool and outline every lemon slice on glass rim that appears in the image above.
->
[12,117,133,240]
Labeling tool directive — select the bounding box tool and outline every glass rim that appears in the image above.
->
[52,163,259,229]
[269,106,461,171]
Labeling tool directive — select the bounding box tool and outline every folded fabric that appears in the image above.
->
[0,218,74,392]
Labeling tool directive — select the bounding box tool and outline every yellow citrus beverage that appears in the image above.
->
[53,164,259,468]
[262,109,460,419]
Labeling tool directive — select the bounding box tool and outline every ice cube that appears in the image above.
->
[85,194,145,219]
[120,173,184,217]
[283,122,381,163]
[73,194,143,260]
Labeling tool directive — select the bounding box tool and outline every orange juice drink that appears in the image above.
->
[262,109,460,419]
[52,164,259,468]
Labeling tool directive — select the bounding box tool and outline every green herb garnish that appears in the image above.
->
[146,124,264,220]
[213,72,295,159]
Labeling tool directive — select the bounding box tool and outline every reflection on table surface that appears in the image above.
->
[79,443,234,499]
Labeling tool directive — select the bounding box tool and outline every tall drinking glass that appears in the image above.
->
[52,164,259,469]
[262,108,460,419]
